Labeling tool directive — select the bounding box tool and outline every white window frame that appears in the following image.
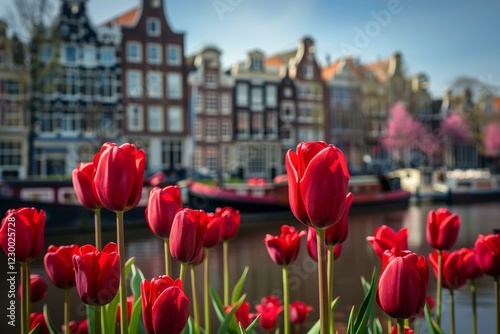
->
[146,43,162,65]
[99,48,115,66]
[206,94,217,115]
[147,71,163,98]
[205,121,218,142]
[64,45,78,64]
[221,121,232,141]
[146,17,161,37]
[127,105,144,131]
[83,46,96,66]
[168,107,183,132]
[166,44,181,66]
[148,106,164,132]
[221,94,231,115]
[167,73,182,99]
[251,87,264,111]
[126,41,142,63]
[266,85,277,107]
[205,72,217,88]
[126,70,143,98]
[236,83,248,106]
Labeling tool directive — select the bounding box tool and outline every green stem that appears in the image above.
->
[387,317,392,334]
[327,245,335,334]
[164,238,171,277]
[95,305,101,334]
[191,265,200,334]
[495,277,499,334]
[282,265,290,334]
[21,262,30,334]
[316,228,329,334]
[116,211,128,334]
[223,240,229,305]
[180,262,188,283]
[204,249,211,334]
[64,288,70,334]
[471,281,477,334]
[436,250,443,326]
[450,290,455,334]
[397,318,405,334]
[94,208,102,250]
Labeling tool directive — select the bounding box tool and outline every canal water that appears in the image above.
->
[1,202,499,333]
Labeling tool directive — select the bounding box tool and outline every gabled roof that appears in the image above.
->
[493,97,500,112]
[363,58,391,83]
[321,59,343,81]
[264,49,296,68]
[100,7,139,27]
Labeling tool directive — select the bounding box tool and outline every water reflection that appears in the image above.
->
[1,202,498,333]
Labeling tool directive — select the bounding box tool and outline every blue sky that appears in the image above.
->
[3,0,500,98]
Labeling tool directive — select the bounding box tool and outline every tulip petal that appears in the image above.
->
[152,287,190,334]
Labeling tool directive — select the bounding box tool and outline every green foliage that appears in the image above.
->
[27,324,40,334]
[306,297,340,334]
[43,304,58,334]
[424,302,444,334]
[231,266,249,303]
[129,263,147,334]
[346,267,379,334]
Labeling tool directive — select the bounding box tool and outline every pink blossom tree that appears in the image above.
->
[484,122,500,157]
[440,111,473,143]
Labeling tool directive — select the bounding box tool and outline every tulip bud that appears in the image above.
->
[18,274,47,303]
[474,234,500,277]
[255,296,283,330]
[307,227,342,262]
[30,313,50,334]
[426,208,460,250]
[169,209,207,264]
[325,192,352,246]
[264,225,306,266]
[145,186,183,239]
[203,212,222,248]
[217,207,240,240]
[290,301,314,325]
[366,225,408,259]
[224,302,255,329]
[44,244,80,289]
[72,162,101,210]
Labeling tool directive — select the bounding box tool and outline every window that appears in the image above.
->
[127,105,144,131]
[147,72,163,98]
[166,45,181,65]
[251,87,263,111]
[6,81,20,95]
[64,46,77,63]
[284,87,292,98]
[251,57,263,71]
[147,18,160,36]
[83,47,96,65]
[98,73,112,97]
[206,147,218,171]
[266,111,278,135]
[0,141,22,167]
[148,106,164,132]
[60,111,79,133]
[221,121,231,141]
[206,94,217,114]
[81,71,95,97]
[147,44,161,64]
[126,42,142,62]
[221,94,231,115]
[126,71,142,98]
[167,73,182,99]
[206,121,218,141]
[194,119,203,140]
[99,49,115,66]
[162,140,182,169]
[193,147,202,169]
[252,113,264,136]
[266,85,277,107]
[168,107,183,132]
[205,72,217,88]
[61,72,78,95]
[38,112,54,132]
[3,107,22,127]
[194,92,203,114]
[237,110,249,135]
[236,83,248,106]
[304,64,314,79]
[40,46,52,62]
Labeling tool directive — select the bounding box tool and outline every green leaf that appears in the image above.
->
[43,304,58,334]
[130,264,145,302]
[209,287,227,323]
[238,322,248,334]
[217,294,246,334]
[306,297,340,334]
[353,267,379,334]
[360,276,370,295]
[244,314,261,333]
[28,324,39,334]
[372,317,383,334]
[424,303,444,334]
[346,306,356,334]
[128,297,142,334]
[86,304,96,334]
[231,266,249,303]
[187,316,194,334]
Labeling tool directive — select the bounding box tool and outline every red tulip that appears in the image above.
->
[225,301,255,328]
[72,162,101,210]
[141,276,189,334]
[93,142,146,212]
[18,274,47,303]
[203,212,222,248]
[117,295,134,324]
[255,296,283,330]
[169,209,207,264]
[324,192,352,246]
[429,250,468,290]
[366,225,408,259]
[410,296,435,323]
[459,248,483,280]
[307,227,342,261]
[391,326,414,334]
[145,186,183,239]
[264,225,306,266]
[426,208,460,250]
[0,207,45,262]
[290,301,314,325]
[72,242,120,306]
[286,141,350,229]
[44,244,80,289]
[217,206,240,240]
[474,234,500,277]
[190,247,205,266]
[30,312,50,334]
[377,250,429,319]
[63,319,89,334]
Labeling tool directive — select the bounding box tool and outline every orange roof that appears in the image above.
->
[363,58,390,83]
[321,60,342,80]
[101,7,139,27]
[493,97,500,112]
[264,50,296,68]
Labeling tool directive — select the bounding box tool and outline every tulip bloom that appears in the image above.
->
[30,312,50,334]
[474,234,500,277]
[255,296,283,330]
[286,141,350,229]
[203,212,222,248]
[307,227,342,261]
[64,319,89,334]
[325,192,352,246]
[429,250,468,290]
[72,162,101,210]
[264,225,306,266]
[377,250,429,319]
[18,274,47,303]
[426,208,460,250]
[141,276,189,334]
[366,225,408,259]
[217,206,240,240]
[72,243,120,306]
[390,326,414,334]
[290,301,314,325]
[459,248,483,280]
[117,295,134,324]
[44,244,80,289]
[145,186,183,239]
[169,209,207,264]
[225,302,255,328]
[0,207,45,263]
[93,142,146,212]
